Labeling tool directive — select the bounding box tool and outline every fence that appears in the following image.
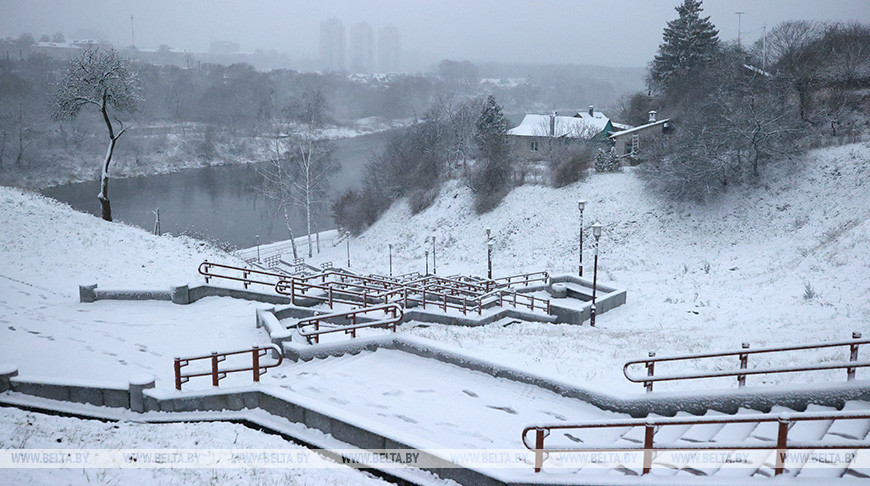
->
[174,344,283,390]
[624,332,870,392]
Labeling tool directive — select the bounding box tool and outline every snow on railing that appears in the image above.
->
[624,332,870,392]
[521,409,870,475]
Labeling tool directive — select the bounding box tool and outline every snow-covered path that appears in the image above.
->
[266,349,625,450]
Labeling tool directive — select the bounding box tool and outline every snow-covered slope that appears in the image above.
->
[0,187,240,300]
[341,142,870,393]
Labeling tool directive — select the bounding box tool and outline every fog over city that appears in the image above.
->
[2,0,868,68]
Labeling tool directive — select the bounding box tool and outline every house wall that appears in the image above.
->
[611,123,667,156]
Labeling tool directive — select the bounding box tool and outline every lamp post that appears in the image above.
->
[432,235,436,275]
[389,243,393,276]
[487,240,494,280]
[578,200,586,277]
[345,231,351,268]
[590,223,602,327]
[425,250,429,275]
[256,234,260,262]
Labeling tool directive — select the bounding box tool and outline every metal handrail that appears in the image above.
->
[492,271,549,288]
[198,260,294,290]
[174,344,283,390]
[296,303,403,344]
[624,332,868,392]
[479,288,551,314]
[522,410,870,475]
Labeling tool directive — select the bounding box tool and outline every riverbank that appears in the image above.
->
[6,117,411,191]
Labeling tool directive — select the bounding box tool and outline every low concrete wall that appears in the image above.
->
[80,283,292,306]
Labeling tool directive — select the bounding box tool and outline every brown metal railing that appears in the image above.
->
[491,271,549,289]
[174,344,283,391]
[198,260,292,290]
[481,289,551,314]
[522,410,870,476]
[624,332,869,392]
[296,304,403,344]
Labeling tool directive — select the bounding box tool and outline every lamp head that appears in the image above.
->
[578,200,586,211]
[592,223,603,239]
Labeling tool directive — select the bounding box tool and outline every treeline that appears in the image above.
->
[333,95,522,233]
[622,1,870,201]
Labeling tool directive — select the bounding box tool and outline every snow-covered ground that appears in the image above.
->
[0,407,389,485]
[301,141,870,394]
[0,141,868,483]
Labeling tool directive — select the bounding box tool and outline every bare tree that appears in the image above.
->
[52,47,142,221]
[287,130,338,257]
[257,136,300,260]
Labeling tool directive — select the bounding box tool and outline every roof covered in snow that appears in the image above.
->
[507,112,612,139]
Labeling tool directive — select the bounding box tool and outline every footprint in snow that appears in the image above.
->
[542,411,567,421]
[462,389,478,398]
[382,390,402,397]
[7,326,15,331]
[117,360,127,366]
[395,415,418,424]
[486,405,518,415]
[27,330,40,335]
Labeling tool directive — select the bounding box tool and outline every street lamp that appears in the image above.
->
[432,235,436,275]
[578,200,586,277]
[389,243,393,276]
[487,239,494,280]
[425,250,429,275]
[345,231,351,268]
[590,222,602,327]
[256,234,260,262]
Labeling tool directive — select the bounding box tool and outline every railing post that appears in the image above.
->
[363,291,368,307]
[290,280,296,306]
[463,298,467,315]
[849,332,861,381]
[174,357,182,390]
[642,423,654,475]
[211,352,219,387]
[404,287,408,308]
[203,260,210,284]
[443,293,447,312]
[775,418,789,476]
[738,342,749,387]
[328,287,333,309]
[534,428,545,473]
[422,289,426,309]
[243,271,249,289]
[252,345,260,382]
[645,352,655,392]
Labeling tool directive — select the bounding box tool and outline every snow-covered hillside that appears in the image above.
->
[340,141,870,393]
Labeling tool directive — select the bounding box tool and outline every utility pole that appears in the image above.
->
[762,24,768,70]
[153,208,160,236]
[735,11,745,48]
[130,16,135,47]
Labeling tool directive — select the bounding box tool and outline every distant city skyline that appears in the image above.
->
[0,1,867,70]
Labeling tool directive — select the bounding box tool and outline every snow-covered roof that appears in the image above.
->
[507,113,611,139]
[609,118,670,139]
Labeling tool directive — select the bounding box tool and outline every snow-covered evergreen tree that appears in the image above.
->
[650,0,720,96]
[474,95,509,164]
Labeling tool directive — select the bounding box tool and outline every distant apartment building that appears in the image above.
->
[349,22,374,73]
[319,18,346,72]
[377,26,400,73]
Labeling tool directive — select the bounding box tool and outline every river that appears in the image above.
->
[41,129,397,249]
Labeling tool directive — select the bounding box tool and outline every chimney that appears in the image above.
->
[588,105,594,117]
[649,110,657,123]
[549,112,555,137]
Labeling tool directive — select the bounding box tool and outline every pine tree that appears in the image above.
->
[471,95,512,213]
[650,0,720,96]
[474,94,509,163]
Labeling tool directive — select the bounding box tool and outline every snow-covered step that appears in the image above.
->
[827,401,870,439]
[765,404,838,477]
[677,410,728,443]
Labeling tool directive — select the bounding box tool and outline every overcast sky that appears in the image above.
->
[1,0,868,68]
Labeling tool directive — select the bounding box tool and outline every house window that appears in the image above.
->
[530,140,538,152]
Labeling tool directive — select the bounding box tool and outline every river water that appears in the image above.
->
[41,130,395,249]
